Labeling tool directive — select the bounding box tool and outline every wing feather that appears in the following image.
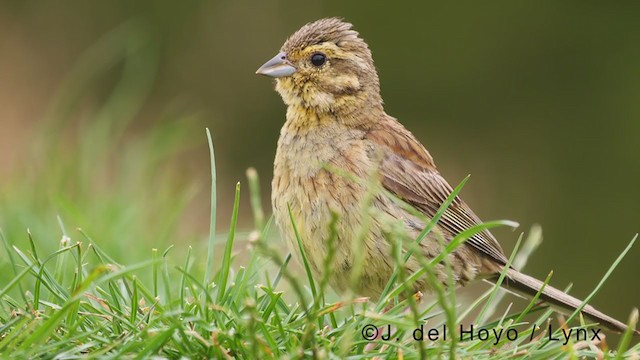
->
[365,120,509,265]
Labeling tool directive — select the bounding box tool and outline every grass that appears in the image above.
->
[1,22,639,359]
[1,147,638,359]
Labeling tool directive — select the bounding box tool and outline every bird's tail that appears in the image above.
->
[492,268,639,336]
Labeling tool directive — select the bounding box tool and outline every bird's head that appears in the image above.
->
[256,18,383,115]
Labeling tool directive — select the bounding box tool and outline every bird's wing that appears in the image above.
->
[365,120,509,265]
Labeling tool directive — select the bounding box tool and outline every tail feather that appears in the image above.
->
[494,268,639,336]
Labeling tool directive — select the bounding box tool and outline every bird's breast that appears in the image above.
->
[271,115,374,278]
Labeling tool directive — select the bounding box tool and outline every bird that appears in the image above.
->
[256,17,637,335]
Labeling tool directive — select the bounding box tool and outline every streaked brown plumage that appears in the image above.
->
[257,17,638,334]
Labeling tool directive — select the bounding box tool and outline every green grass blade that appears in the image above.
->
[565,235,636,325]
[216,182,241,304]
[287,204,317,300]
[204,127,217,286]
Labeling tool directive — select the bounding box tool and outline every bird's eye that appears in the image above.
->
[310,53,326,67]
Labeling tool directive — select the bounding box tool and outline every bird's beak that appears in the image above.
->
[256,52,296,78]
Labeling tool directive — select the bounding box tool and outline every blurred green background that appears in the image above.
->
[0,1,638,322]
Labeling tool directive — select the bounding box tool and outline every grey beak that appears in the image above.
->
[256,52,296,78]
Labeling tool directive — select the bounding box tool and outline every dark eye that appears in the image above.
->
[310,53,326,67]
